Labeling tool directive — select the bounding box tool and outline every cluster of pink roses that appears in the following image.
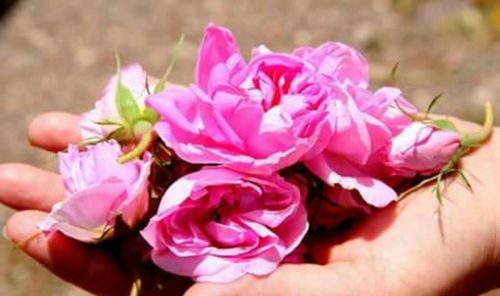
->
[39,24,463,283]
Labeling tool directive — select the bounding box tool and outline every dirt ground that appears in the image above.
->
[0,0,499,295]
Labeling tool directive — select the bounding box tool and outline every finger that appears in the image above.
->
[185,264,365,296]
[3,210,133,296]
[28,112,82,152]
[0,163,65,211]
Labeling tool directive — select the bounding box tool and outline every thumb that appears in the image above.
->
[184,263,368,296]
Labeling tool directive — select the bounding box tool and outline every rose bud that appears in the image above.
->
[81,64,159,144]
[38,141,152,242]
[385,122,461,177]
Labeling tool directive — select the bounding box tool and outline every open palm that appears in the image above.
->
[1,112,499,295]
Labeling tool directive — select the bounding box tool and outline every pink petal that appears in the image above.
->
[196,23,245,93]
[305,152,397,208]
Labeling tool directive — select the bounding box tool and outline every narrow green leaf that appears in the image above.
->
[92,120,124,126]
[425,93,443,117]
[457,170,473,192]
[154,33,185,93]
[395,100,427,121]
[390,62,400,83]
[434,172,444,205]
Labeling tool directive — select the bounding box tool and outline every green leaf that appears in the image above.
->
[154,33,185,93]
[425,93,443,117]
[423,118,458,132]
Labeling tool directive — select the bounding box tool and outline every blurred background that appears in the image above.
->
[0,0,499,295]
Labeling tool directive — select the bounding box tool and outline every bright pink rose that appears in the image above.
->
[385,122,461,177]
[304,85,416,208]
[39,141,151,242]
[147,23,332,174]
[81,64,157,142]
[141,167,308,283]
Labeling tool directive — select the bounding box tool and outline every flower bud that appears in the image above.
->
[385,122,461,177]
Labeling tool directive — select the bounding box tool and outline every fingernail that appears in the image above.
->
[2,226,11,241]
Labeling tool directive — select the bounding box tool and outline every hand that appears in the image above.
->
[187,119,500,296]
[0,112,191,295]
[1,113,499,296]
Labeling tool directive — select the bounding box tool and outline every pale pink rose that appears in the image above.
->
[81,64,157,142]
[147,24,331,174]
[385,122,461,177]
[304,84,416,208]
[141,167,308,283]
[38,141,151,242]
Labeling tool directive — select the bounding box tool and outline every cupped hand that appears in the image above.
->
[1,113,499,296]
[187,119,500,296]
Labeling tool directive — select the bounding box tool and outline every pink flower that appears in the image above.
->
[81,64,158,143]
[304,85,416,208]
[147,23,332,175]
[141,167,308,283]
[384,122,461,177]
[38,141,151,242]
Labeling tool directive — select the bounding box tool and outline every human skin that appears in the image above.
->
[0,111,499,296]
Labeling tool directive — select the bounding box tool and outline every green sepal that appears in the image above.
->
[154,33,185,94]
[115,53,142,126]
[107,126,134,143]
[423,118,458,132]
[116,83,141,125]
[425,93,443,117]
[390,62,400,83]
[143,107,160,124]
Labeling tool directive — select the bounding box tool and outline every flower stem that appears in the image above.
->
[461,102,494,148]
[119,131,154,164]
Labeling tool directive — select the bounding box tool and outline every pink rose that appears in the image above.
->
[141,167,308,283]
[147,24,331,174]
[81,64,158,143]
[39,141,151,242]
[385,122,461,177]
[304,85,416,208]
